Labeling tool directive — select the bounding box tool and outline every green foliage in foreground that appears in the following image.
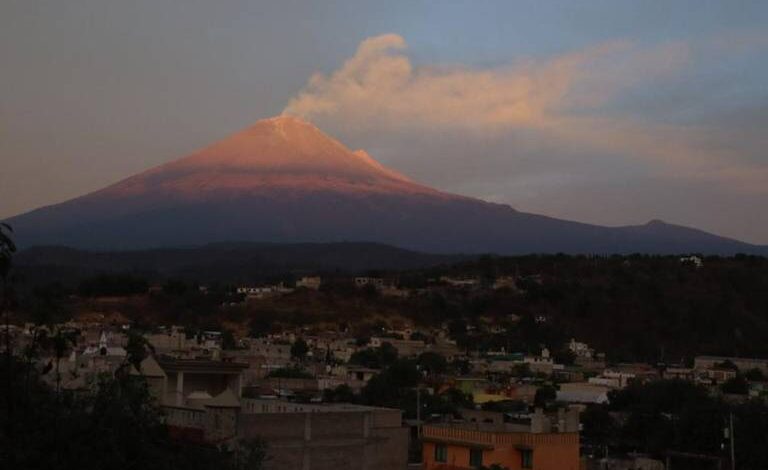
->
[0,357,264,470]
[581,379,768,470]
[359,359,473,419]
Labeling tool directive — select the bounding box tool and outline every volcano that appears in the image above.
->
[5,116,765,254]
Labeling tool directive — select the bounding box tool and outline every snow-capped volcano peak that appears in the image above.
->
[102,115,444,199]
[6,115,761,255]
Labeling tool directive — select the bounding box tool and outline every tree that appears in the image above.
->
[603,380,736,460]
[378,342,399,367]
[229,438,267,470]
[249,313,276,338]
[439,387,474,410]
[553,348,576,366]
[28,283,71,326]
[322,384,356,403]
[350,343,399,369]
[0,223,14,286]
[721,375,749,395]
[482,400,527,413]
[417,352,447,375]
[360,359,421,415]
[744,368,765,382]
[580,405,617,451]
[221,329,237,350]
[512,363,533,378]
[78,273,148,297]
[715,360,739,371]
[125,329,154,370]
[0,354,254,470]
[49,327,77,394]
[1,223,15,332]
[162,279,189,295]
[409,331,428,342]
[290,338,309,362]
[349,348,381,368]
[1,223,16,450]
[534,384,557,408]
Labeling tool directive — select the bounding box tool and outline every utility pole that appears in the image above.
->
[729,412,736,470]
[416,386,422,437]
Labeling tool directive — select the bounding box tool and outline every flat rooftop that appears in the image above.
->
[157,357,249,373]
[241,398,400,414]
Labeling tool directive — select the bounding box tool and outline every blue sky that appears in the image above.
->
[2,1,768,242]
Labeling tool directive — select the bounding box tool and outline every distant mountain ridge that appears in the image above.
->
[5,116,767,255]
[15,242,464,283]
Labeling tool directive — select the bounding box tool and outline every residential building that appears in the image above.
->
[370,336,427,357]
[237,284,293,299]
[439,276,481,288]
[422,408,579,470]
[663,367,696,381]
[492,276,518,290]
[296,276,322,290]
[154,356,248,407]
[587,370,636,389]
[680,255,704,268]
[567,338,594,359]
[556,383,610,405]
[165,397,408,470]
[354,277,385,288]
[146,325,189,354]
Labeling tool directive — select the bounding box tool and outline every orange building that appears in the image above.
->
[422,409,579,470]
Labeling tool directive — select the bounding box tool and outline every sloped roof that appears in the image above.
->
[138,355,166,378]
[187,390,213,400]
[205,388,240,408]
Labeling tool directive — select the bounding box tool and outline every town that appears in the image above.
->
[5,2,768,468]
[3,250,768,470]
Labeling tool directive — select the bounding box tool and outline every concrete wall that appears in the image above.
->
[238,410,407,470]
[694,356,768,375]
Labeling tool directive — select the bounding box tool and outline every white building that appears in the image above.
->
[568,338,594,359]
[296,276,322,290]
[354,277,385,288]
[440,276,480,288]
[680,255,704,268]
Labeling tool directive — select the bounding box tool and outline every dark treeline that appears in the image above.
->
[397,254,768,362]
[9,252,768,363]
[582,379,768,469]
[77,273,149,297]
[13,242,463,285]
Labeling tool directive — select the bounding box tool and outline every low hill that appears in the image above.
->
[14,242,466,284]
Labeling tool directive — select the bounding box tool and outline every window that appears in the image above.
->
[469,449,483,468]
[521,449,533,469]
[434,444,447,463]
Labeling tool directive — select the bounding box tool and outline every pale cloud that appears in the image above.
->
[283,33,768,241]
[283,34,690,131]
[550,116,768,195]
[284,34,766,194]
[283,34,619,130]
